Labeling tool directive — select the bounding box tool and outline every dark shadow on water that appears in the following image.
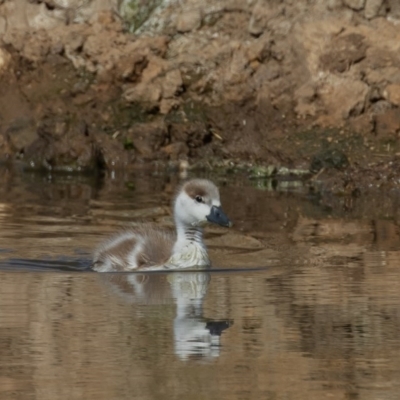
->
[0,257,93,272]
[0,257,271,274]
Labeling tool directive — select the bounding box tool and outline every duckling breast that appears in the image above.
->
[166,241,210,269]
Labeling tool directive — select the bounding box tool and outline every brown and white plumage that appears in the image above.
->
[92,179,231,272]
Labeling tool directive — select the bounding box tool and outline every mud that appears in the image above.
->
[1,0,400,190]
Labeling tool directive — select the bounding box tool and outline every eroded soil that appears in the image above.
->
[1,0,400,192]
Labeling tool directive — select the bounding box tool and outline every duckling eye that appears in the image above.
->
[195,195,203,203]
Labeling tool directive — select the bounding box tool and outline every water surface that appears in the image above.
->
[0,167,400,400]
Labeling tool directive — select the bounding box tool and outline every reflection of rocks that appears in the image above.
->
[101,271,232,360]
[291,217,372,261]
[206,232,263,250]
[290,216,400,273]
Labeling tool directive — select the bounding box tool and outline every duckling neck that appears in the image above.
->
[177,224,204,244]
[167,222,209,268]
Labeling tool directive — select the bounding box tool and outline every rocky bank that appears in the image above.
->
[1,0,400,187]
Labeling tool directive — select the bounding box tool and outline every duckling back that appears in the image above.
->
[93,224,176,272]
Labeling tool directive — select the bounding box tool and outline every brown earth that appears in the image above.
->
[1,0,400,191]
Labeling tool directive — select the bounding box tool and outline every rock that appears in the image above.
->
[374,109,400,137]
[46,0,85,8]
[0,134,13,162]
[125,121,167,159]
[140,56,167,83]
[129,136,152,158]
[327,0,343,9]
[384,83,400,106]
[159,98,180,115]
[251,61,280,88]
[245,36,271,63]
[248,5,265,37]
[349,114,373,134]
[369,86,383,102]
[295,102,317,118]
[94,132,130,169]
[24,116,97,171]
[318,77,369,121]
[387,0,400,19]
[0,48,11,75]
[73,2,119,24]
[118,53,148,82]
[294,83,317,118]
[91,9,119,26]
[168,120,210,152]
[248,1,284,37]
[176,9,202,33]
[161,142,188,161]
[295,83,316,102]
[223,47,252,86]
[5,117,37,152]
[291,16,350,80]
[364,0,384,19]
[26,2,67,30]
[343,0,366,10]
[0,16,6,36]
[370,100,392,115]
[119,0,164,32]
[18,30,52,62]
[65,32,86,53]
[365,65,400,86]
[319,33,367,73]
[1,1,29,39]
[123,82,162,110]
[310,148,349,173]
[162,69,183,98]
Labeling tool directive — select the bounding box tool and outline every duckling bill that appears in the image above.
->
[206,205,231,227]
[92,179,232,272]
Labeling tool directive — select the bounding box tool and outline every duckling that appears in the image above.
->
[92,179,231,272]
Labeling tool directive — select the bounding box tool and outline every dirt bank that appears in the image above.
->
[1,0,400,190]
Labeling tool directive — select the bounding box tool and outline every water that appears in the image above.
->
[0,167,400,399]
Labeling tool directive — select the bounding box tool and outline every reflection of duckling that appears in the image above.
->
[174,315,232,360]
[93,179,231,272]
[170,272,233,359]
[99,271,233,360]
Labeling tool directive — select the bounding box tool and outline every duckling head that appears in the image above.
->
[174,179,232,228]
